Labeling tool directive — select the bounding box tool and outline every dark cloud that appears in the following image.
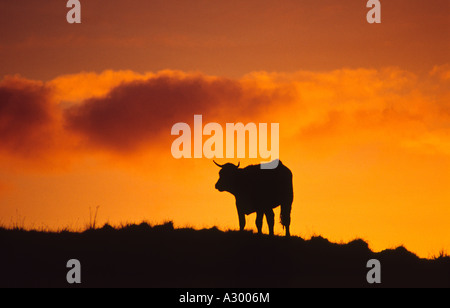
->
[0,72,292,159]
[64,73,288,152]
[0,77,56,157]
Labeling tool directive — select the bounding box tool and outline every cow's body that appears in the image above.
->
[215,160,293,236]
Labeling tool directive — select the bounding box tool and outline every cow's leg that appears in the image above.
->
[281,202,292,237]
[237,210,246,232]
[255,211,264,234]
[265,209,275,236]
[285,225,290,237]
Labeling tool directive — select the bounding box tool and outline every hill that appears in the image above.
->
[0,222,449,288]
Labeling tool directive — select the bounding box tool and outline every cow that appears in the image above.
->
[214,159,293,236]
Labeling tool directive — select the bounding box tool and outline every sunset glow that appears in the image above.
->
[0,0,449,258]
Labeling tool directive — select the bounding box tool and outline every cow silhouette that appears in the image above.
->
[214,159,293,236]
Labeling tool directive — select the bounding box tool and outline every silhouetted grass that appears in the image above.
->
[0,222,449,288]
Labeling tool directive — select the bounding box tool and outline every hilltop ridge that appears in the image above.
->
[1,222,449,288]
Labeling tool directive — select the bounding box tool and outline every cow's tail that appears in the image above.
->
[280,185,293,229]
[276,161,293,233]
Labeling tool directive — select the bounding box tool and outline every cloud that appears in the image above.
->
[49,70,157,104]
[64,71,292,153]
[244,67,450,160]
[0,76,58,158]
[1,67,449,167]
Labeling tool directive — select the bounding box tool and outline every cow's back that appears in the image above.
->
[237,160,293,211]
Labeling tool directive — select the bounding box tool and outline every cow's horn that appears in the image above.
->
[213,160,224,168]
[236,162,240,168]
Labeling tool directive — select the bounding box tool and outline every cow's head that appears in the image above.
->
[214,161,240,193]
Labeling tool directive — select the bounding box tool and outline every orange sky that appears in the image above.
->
[0,1,449,258]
